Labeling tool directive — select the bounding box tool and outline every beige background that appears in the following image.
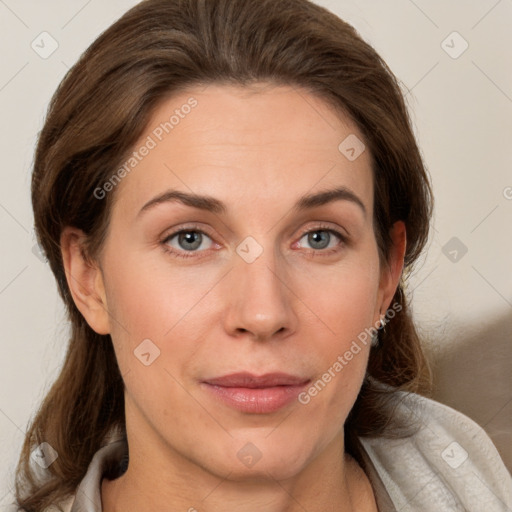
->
[1,0,511,506]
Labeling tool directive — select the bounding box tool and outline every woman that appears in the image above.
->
[10,0,511,511]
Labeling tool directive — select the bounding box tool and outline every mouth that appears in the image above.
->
[200,372,311,414]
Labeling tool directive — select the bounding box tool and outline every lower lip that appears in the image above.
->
[201,382,309,413]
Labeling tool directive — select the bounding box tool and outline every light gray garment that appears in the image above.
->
[8,392,512,511]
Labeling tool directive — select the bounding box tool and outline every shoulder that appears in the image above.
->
[360,391,512,511]
[4,496,74,512]
[9,433,126,512]
[42,496,74,512]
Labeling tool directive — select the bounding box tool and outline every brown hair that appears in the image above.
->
[15,0,433,509]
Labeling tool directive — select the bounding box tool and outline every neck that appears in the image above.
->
[102,440,376,512]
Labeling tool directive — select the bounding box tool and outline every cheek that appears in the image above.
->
[293,247,380,408]
[103,247,219,336]
[295,247,381,341]
[102,233,381,376]
[100,248,220,387]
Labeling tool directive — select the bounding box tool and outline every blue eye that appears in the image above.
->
[162,229,214,257]
[161,224,347,260]
[301,229,343,251]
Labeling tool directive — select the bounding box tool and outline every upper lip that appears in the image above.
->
[203,372,310,388]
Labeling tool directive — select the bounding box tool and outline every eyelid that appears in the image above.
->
[161,222,216,241]
[297,221,349,240]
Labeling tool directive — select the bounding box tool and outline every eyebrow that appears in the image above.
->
[138,186,366,218]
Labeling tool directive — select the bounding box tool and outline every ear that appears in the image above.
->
[375,221,406,323]
[60,227,111,335]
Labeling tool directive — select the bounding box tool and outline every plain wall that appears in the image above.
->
[1,0,511,505]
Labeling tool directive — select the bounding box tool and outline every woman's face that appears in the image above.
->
[71,83,404,481]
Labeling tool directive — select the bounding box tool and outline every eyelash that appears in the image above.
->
[160,223,347,260]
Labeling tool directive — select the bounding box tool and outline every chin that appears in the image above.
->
[200,434,319,482]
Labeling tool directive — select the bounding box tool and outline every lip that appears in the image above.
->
[201,372,310,414]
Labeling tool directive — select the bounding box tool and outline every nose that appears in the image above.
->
[223,244,297,342]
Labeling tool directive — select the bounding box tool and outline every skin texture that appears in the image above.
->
[61,83,406,512]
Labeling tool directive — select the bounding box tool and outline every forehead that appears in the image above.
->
[111,83,374,220]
